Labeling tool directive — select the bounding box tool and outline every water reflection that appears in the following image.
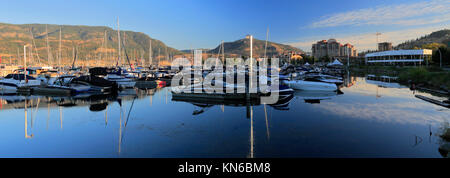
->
[438,121,450,158]
[294,90,342,104]
[0,75,449,158]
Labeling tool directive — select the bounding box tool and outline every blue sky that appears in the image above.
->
[1,0,449,51]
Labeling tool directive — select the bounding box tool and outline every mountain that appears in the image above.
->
[208,36,304,58]
[395,29,450,50]
[0,22,181,66]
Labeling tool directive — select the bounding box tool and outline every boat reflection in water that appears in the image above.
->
[0,86,161,155]
[293,90,343,104]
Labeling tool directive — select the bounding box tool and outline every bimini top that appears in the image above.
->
[365,49,432,57]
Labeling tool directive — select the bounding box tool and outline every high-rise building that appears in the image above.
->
[312,39,357,59]
[341,43,358,57]
[378,42,392,51]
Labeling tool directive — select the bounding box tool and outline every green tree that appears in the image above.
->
[432,46,450,66]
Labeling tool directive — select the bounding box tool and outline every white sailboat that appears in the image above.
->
[104,18,136,89]
[0,46,41,94]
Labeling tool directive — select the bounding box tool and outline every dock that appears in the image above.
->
[415,95,450,108]
[416,86,449,96]
[33,87,73,96]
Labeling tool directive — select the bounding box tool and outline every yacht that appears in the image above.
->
[0,74,41,94]
[38,76,91,95]
[105,68,136,88]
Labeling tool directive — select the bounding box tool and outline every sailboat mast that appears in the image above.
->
[29,28,41,66]
[249,35,253,91]
[24,45,27,79]
[46,25,51,66]
[221,40,225,63]
[59,26,62,70]
[149,39,152,67]
[264,28,269,60]
[117,17,121,67]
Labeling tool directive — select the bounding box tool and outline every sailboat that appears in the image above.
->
[0,46,41,94]
[104,18,136,89]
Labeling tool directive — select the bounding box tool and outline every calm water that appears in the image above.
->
[0,76,449,158]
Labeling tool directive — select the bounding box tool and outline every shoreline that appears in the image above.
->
[350,65,450,94]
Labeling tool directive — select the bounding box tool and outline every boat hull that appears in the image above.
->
[284,80,337,91]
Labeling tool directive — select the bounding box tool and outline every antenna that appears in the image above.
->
[376,32,382,50]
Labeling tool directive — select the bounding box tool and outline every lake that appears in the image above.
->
[0,75,449,158]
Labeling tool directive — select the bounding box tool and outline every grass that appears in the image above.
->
[397,67,450,89]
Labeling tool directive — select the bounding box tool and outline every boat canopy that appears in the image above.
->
[4,74,36,80]
[327,59,343,66]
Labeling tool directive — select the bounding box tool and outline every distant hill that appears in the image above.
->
[0,22,181,66]
[395,29,450,49]
[208,37,304,58]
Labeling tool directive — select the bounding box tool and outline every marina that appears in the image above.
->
[0,0,449,164]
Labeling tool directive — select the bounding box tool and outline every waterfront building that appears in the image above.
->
[312,39,357,60]
[378,42,393,51]
[365,49,432,65]
[340,43,358,57]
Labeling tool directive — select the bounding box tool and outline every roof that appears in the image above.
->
[365,49,432,57]
[327,59,343,66]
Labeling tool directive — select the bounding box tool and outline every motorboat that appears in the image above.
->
[105,74,136,88]
[35,76,91,95]
[71,75,117,93]
[0,74,41,94]
[105,68,136,88]
[284,79,338,91]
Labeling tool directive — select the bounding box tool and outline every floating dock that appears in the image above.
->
[415,95,450,108]
[33,87,73,96]
[416,86,449,96]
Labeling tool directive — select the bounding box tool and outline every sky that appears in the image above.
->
[1,0,449,52]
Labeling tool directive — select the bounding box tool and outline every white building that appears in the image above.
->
[365,49,432,65]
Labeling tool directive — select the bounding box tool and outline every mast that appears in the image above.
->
[117,17,121,67]
[249,35,253,93]
[24,45,27,82]
[221,40,225,63]
[149,39,152,67]
[165,46,168,62]
[29,28,41,66]
[46,25,51,66]
[105,31,109,66]
[59,26,62,70]
[264,28,269,60]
